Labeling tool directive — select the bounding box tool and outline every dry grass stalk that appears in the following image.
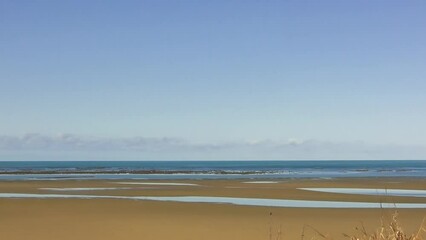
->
[269,212,283,240]
[342,211,426,240]
[301,224,329,240]
[296,211,425,240]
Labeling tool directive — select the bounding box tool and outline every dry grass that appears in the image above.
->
[341,211,426,240]
[269,212,283,240]
[269,211,426,240]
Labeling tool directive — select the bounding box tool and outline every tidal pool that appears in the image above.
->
[1,193,426,208]
[299,188,426,198]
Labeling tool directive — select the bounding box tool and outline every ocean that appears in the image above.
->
[0,160,425,180]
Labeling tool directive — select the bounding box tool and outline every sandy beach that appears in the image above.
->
[1,178,425,240]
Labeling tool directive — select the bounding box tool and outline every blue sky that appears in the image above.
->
[1,0,425,160]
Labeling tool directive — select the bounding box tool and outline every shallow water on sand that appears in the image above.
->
[1,193,426,209]
[300,188,426,198]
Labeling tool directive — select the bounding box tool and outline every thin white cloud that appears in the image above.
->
[0,133,425,160]
[0,133,185,151]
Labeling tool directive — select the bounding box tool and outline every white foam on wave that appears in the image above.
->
[113,182,199,186]
[1,193,426,209]
[39,187,134,191]
[299,188,426,198]
[243,181,278,184]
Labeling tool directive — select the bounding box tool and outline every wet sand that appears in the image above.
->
[0,178,425,240]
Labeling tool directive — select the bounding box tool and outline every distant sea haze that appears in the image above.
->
[0,160,425,181]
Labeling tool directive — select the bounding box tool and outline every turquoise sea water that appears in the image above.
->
[0,160,425,180]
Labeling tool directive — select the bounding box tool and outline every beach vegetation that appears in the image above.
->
[270,211,426,240]
[341,212,426,240]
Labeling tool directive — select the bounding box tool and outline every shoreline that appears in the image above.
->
[2,173,426,182]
